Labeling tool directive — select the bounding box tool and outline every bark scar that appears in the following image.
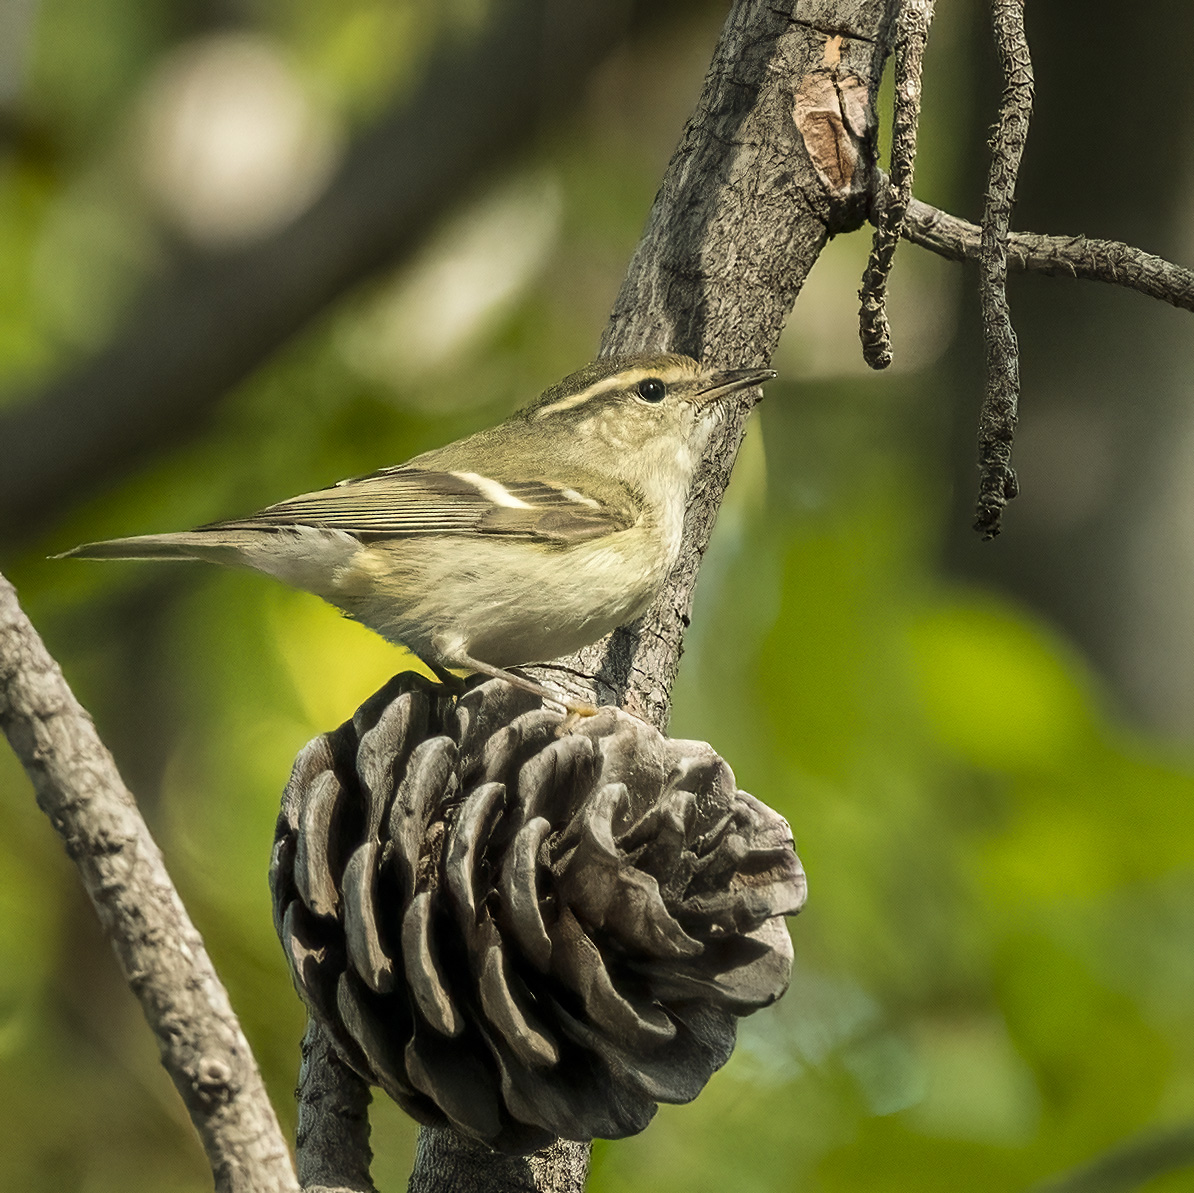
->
[793,65,871,198]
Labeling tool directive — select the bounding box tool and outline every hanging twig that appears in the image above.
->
[0,572,301,1193]
[858,0,936,369]
[889,192,1194,313]
[975,0,1035,538]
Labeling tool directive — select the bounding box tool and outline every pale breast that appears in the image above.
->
[335,526,671,669]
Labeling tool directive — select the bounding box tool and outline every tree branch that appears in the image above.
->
[2,1,903,1188]
[296,1020,377,1193]
[0,571,299,1193]
[1029,1122,1194,1193]
[895,193,1194,312]
[975,0,1034,539]
[406,0,898,1185]
[565,0,899,727]
[408,1131,590,1193]
[859,0,935,368]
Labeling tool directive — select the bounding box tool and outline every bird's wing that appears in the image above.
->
[207,468,635,544]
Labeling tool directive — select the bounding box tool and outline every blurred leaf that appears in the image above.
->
[908,600,1099,772]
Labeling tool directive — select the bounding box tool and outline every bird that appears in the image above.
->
[59,353,775,711]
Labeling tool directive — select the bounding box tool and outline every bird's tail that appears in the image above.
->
[55,531,259,565]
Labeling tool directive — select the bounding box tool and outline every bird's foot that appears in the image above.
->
[453,653,600,718]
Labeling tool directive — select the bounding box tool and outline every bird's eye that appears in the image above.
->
[637,378,666,403]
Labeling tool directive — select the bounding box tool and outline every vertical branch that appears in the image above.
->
[296,1020,377,1193]
[0,572,299,1193]
[412,0,899,1186]
[408,1130,590,1193]
[858,0,936,369]
[974,0,1035,538]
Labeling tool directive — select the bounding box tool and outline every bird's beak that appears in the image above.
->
[698,366,777,404]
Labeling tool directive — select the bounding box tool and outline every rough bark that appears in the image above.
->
[974,0,1034,538]
[0,572,299,1193]
[896,194,1194,311]
[408,1130,590,1193]
[938,0,1194,737]
[531,0,897,730]
[423,0,898,1184]
[297,1020,378,1193]
[858,0,934,368]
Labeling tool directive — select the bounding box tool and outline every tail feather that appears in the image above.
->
[56,531,256,563]
[56,526,364,598]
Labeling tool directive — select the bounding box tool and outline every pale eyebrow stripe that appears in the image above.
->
[534,363,692,417]
[535,373,630,417]
[452,471,534,509]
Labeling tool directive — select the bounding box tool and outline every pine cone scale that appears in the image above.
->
[499,816,554,972]
[399,890,463,1038]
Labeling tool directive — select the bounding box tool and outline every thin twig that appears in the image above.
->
[858,0,936,369]
[1029,1122,1194,1193]
[0,571,299,1193]
[892,193,1194,312]
[975,0,1034,538]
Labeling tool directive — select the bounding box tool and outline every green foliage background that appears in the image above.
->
[3,1,1194,1190]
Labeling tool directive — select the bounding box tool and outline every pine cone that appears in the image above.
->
[270,672,806,1155]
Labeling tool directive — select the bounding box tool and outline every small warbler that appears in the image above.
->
[61,354,774,711]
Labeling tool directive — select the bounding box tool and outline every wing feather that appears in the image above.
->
[205,469,634,545]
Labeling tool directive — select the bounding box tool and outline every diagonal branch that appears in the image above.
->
[859,0,935,369]
[975,0,1034,539]
[896,193,1194,312]
[1029,1122,1194,1193]
[0,571,300,1193]
[575,0,898,728]
[538,0,901,693]
[430,0,899,1184]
